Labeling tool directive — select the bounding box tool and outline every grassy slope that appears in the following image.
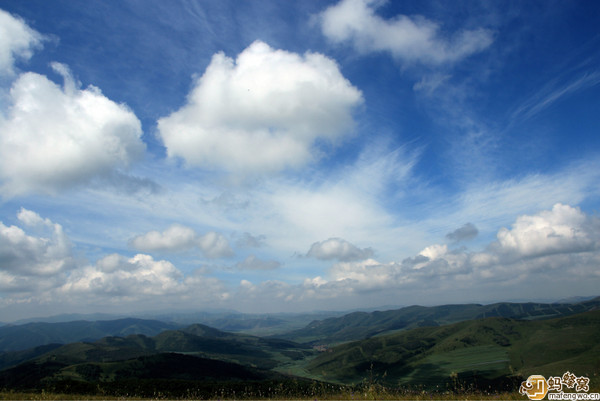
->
[305,310,600,388]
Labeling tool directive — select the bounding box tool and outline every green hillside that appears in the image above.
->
[275,298,600,344]
[305,310,600,389]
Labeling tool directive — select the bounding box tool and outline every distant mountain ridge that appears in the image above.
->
[274,297,600,344]
[0,318,181,352]
[2,298,598,353]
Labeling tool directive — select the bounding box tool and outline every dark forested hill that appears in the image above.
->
[0,322,317,397]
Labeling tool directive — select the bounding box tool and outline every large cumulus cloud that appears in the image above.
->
[157,40,363,174]
[0,209,75,293]
[0,63,145,196]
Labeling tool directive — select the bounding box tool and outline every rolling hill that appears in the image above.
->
[305,310,600,389]
[0,321,314,375]
[0,322,320,398]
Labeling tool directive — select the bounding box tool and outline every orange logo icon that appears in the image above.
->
[520,375,548,400]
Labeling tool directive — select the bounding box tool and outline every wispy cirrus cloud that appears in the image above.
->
[510,70,600,124]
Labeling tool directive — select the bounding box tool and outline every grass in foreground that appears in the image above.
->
[0,382,529,401]
[0,391,526,400]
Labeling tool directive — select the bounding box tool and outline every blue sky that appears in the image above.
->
[1,0,600,321]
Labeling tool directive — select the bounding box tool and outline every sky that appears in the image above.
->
[1,0,600,322]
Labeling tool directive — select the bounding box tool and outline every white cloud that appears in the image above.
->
[55,252,230,310]
[307,237,374,261]
[234,254,281,270]
[319,0,493,66]
[418,243,449,261]
[62,253,185,297]
[129,224,197,252]
[157,40,363,174]
[493,203,600,259]
[2,204,599,316]
[129,224,233,259]
[0,210,230,313]
[0,209,74,292]
[0,9,43,76]
[0,63,145,196]
[329,258,393,289]
[308,203,600,298]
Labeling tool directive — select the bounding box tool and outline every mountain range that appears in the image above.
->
[0,297,598,397]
